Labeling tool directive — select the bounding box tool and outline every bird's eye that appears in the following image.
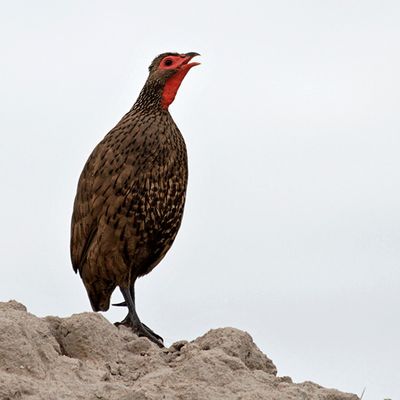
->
[164,59,173,66]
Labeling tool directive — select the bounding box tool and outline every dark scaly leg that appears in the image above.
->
[114,286,164,347]
[113,300,127,307]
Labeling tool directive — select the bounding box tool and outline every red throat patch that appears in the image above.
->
[161,68,191,109]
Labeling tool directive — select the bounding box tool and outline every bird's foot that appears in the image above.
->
[115,317,164,348]
[112,301,127,307]
[141,323,164,343]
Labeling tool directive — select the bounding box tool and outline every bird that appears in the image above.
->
[70,52,200,347]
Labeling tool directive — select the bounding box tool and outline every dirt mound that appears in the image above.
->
[0,300,358,400]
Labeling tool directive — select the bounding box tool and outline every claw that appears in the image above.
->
[142,323,164,343]
[112,301,127,307]
[114,316,164,347]
[115,287,164,347]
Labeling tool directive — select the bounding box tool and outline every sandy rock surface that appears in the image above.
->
[0,300,359,400]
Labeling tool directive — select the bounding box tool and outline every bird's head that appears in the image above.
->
[139,52,200,110]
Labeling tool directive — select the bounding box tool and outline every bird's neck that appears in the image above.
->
[160,68,191,109]
[132,71,189,113]
[132,79,165,113]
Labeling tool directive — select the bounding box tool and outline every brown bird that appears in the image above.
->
[70,52,200,346]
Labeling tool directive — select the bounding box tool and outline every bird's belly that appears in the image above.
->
[131,187,186,277]
[88,135,188,282]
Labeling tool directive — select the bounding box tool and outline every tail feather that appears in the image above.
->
[84,281,115,312]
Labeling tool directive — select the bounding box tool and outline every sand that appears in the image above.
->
[0,300,359,400]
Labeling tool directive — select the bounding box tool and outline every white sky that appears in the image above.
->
[1,1,399,399]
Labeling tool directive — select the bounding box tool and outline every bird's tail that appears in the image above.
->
[83,280,115,312]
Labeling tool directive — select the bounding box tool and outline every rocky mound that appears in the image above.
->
[0,300,358,400]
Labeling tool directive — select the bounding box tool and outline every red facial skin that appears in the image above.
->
[159,54,200,109]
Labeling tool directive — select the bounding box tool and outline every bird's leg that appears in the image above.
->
[114,307,164,342]
[126,285,164,342]
[112,300,127,307]
[114,286,164,347]
[113,288,163,341]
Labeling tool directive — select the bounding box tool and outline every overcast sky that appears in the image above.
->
[1,1,399,399]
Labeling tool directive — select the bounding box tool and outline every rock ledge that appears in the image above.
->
[0,300,358,400]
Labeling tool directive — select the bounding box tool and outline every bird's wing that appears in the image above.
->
[70,145,104,273]
[70,112,164,273]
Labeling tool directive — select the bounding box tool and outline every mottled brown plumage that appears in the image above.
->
[70,52,199,346]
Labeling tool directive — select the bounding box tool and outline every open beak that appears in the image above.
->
[180,52,201,69]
